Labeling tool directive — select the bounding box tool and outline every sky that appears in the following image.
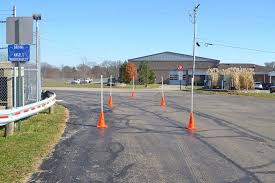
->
[0,0,275,67]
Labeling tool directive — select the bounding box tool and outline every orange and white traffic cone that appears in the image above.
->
[108,96,113,108]
[187,112,196,131]
[97,111,108,129]
[160,96,166,108]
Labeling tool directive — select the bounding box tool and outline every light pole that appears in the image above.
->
[187,3,200,130]
[33,14,41,102]
[146,62,148,88]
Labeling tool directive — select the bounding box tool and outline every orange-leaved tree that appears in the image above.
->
[125,63,138,83]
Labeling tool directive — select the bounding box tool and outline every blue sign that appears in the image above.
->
[8,45,30,62]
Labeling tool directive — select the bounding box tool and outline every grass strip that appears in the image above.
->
[0,105,67,183]
[194,90,275,99]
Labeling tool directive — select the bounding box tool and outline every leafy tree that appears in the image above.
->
[119,61,127,82]
[148,69,156,84]
[138,62,156,85]
[125,63,137,83]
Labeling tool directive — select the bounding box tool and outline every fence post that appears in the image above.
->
[5,122,14,137]
[49,105,54,114]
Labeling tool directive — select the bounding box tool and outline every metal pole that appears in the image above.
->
[38,29,41,100]
[101,75,103,112]
[191,3,199,113]
[132,75,135,92]
[13,5,16,107]
[36,20,40,102]
[13,67,17,108]
[13,5,22,107]
[13,5,16,17]
[110,75,112,96]
[146,62,148,88]
[161,76,164,97]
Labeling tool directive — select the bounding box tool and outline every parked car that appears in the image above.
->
[254,82,263,90]
[262,83,272,90]
[270,84,275,93]
[71,79,81,84]
[106,82,117,86]
[80,79,89,84]
[79,78,93,84]
[106,77,118,86]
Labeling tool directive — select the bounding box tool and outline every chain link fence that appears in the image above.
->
[0,37,39,108]
[0,62,13,109]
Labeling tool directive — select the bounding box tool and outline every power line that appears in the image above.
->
[198,41,275,54]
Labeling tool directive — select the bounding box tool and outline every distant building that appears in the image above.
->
[128,52,220,85]
[128,51,273,85]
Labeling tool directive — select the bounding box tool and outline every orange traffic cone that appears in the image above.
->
[108,96,113,108]
[131,91,135,97]
[187,112,196,130]
[160,96,166,108]
[97,111,108,129]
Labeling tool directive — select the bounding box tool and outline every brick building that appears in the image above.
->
[128,51,273,85]
[128,52,219,85]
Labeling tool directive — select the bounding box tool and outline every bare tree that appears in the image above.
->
[41,60,122,80]
[101,60,122,78]
[41,62,60,79]
[265,61,275,70]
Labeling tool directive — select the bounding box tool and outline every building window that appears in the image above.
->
[169,74,179,80]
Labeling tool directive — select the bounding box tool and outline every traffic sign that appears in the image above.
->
[8,45,30,62]
[177,65,184,71]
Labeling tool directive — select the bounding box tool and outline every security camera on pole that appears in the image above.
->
[187,2,200,131]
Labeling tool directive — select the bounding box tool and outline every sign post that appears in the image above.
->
[178,65,184,90]
[131,75,135,97]
[108,75,113,108]
[160,76,166,108]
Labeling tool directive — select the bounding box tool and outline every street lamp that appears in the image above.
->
[187,3,200,131]
[33,14,41,101]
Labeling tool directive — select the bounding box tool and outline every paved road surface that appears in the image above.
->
[30,90,275,183]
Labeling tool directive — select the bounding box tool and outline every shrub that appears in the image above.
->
[208,67,255,90]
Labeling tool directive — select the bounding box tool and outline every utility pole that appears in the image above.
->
[12,5,16,17]
[190,3,200,114]
[5,5,17,137]
[186,2,200,131]
[146,62,148,88]
[33,14,42,102]
[13,5,20,107]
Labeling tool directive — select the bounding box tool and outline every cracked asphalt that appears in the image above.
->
[29,89,275,183]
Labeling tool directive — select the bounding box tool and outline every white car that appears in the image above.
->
[254,82,263,90]
[71,79,81,84]
[80,78,93,84]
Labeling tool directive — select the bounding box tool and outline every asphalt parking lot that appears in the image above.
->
[30,89,275,183]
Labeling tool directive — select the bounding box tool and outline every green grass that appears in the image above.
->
[195,89,275,99]
[233,91,275,99]
[0,105,67,183]
[43,80,161,89]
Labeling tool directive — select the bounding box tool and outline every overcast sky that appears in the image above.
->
[0,0,275,66]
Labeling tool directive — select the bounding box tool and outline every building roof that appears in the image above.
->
[128,51,220,63]
[218,63,272,73]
